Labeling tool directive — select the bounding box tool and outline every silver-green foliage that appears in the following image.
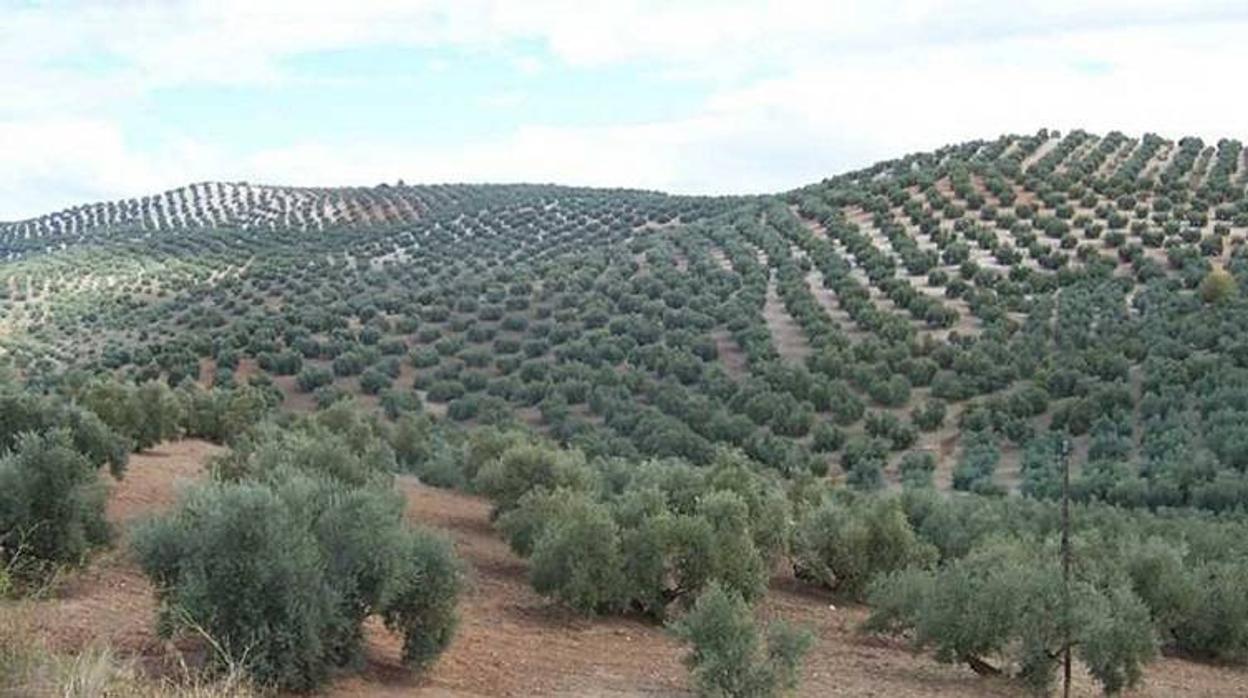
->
[132,423,461,691]
[865,538,1156,695]
[670,582,812,698]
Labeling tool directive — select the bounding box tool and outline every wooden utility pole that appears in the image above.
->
[1061,437,1073,698]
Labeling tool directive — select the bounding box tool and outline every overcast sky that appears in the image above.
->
[3,0,1247,220]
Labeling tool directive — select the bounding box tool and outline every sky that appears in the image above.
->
[3,0,1248,220]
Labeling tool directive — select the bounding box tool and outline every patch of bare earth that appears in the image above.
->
[804,268,866,340]
[334,479,689,697]
[1020,136,1062,173]
[710,329,750,379]
[762,273,813,363]
[27,440,223,669]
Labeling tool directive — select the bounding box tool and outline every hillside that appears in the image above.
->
[3,128,1248,503]
[7,128,1248,696]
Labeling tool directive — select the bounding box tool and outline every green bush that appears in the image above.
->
[793,496,936,600]
[811,422,845,453]
[359,367,392,395]
[1168,561,1248,663]
[899,452,936,488]
[133,470,461,690]
[0,430,111,582]
[910,400,947,432]
[381,528,462,669]
[528,496,627,614]
[670,582,812,698]
[1200,268,1235,304]
[473,442,596,515]
[134,481,337,689]
[865,538,1155,695]
[296,366,334,392]
[485,449,777,618]
[176,383,275,444]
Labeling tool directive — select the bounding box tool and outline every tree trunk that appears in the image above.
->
[962,654,1003,677]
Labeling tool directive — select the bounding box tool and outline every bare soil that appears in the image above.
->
[709,329,750,379]
[762,274,814,363]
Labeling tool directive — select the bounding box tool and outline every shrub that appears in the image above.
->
[910,400,947,432]
[1167,561,1248,662]
[793,496,936,600]
[426,380,466,403]
[899,451,936,488]
[0,431,110,582]
[670,582,812,698]
[528,497,626,614]
[1200,268,1236,304]
[695,490,768,604]
[490,452,775,617]
[840,438,887,491]
[295,366,334,392]
[474,442,596,515]
[952,431,1002,495]
[332,352,367,377]
[80,378,182,452]
[258,350,302,376]
[133,471,460,690]
[866,539,1155,695]
[0,391,128,475]
[381,529,462,668]
[380,389,423,419]
[811,423,845,453]
[359,367,392,395]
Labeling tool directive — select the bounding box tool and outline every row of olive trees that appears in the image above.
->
[417,422,1248,696]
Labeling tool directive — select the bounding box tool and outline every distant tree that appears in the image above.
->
[1200,268,1236,304]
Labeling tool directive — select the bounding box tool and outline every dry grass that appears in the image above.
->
[1,602,258,698]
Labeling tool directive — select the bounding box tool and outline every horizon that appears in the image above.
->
[4,1,1248,220]
[0,125,1228,224]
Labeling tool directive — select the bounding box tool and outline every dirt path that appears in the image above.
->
[762,272,814,363]
[803,268,865,339]
[1021,136,1061,173]
[710,329,750,379]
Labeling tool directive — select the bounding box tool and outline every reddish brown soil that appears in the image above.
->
[106,440,223,525]
[28,441,223,666]
[197,357,216,388]
[234,358,259,383]
[709,329,749,380]
[17,440,1248,697]
[762,277,813,364]
[333,479,689,697]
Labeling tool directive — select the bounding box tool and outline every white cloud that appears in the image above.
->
[4,1,1248,219]
[477,91,528,110]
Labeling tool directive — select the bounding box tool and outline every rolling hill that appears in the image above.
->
[7,128,1248,696]
[4,128,1248,500]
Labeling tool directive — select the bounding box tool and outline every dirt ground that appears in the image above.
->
[17,440,1248,697]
